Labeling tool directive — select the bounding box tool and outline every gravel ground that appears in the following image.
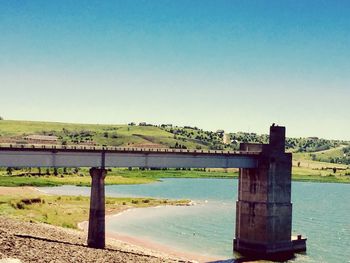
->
[0,216,192,263]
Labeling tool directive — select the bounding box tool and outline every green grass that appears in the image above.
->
[292,166,350,183]
[112,169,238,179]
[0,119,209,149]
[0,169,238,187]
[0,120,122,135]
[0,194,189,229]
[0,175,156,187]
[1,166,349,187]
[293,146,349,164]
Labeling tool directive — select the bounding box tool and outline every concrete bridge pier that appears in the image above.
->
[234,125,306,260]
[87,167,107,249]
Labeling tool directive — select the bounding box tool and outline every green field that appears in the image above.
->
[0,167,349,187]
[0,193,189,229]
[294,146,350,163]
[0,120,209,149]
[0,168,238,187]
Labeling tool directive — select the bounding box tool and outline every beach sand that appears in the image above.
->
[0,186,41,196]
[0,215,195,263]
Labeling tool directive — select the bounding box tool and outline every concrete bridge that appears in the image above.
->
[0,125,306,260]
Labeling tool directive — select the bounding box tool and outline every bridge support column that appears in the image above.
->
[234,125,306,260]
[88,167,107,249]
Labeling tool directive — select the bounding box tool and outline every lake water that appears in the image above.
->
[41,179,350,262]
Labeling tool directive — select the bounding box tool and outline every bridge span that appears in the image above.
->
[0,125,306,260]
[0,144,259,169]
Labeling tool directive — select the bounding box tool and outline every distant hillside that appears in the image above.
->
[293,146,350,165]
[0,120,349,164]
[0,120,208,150]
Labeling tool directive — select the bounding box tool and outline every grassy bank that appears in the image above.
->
[292,166,350,183]
[0,168,239,187]
[0,167,349,187]
[0,167,350,187]
[0,173,157,187]
[0,191,189,229]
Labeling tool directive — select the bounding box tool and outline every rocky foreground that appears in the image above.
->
[0,216,192,263]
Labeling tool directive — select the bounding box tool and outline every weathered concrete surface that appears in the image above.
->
[87,167,107,249]
[234,126,306,260]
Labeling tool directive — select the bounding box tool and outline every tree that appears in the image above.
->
[0,116,3,120]
[6,167,12,175]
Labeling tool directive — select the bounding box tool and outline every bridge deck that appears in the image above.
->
[0,144,259,168]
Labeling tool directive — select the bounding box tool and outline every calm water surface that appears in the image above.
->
[41,179,350,262]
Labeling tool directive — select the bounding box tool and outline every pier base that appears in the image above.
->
[87,167,107,249]
[234,236,306,261]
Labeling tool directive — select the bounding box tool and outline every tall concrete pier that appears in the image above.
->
[234,125,306,260]
[87,167,107,249]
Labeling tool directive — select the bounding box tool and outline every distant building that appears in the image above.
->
[231,139,239,144]
[183,126,198,130]
[216,129,225,135]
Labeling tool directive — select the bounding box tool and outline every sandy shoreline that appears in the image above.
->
[0,215,195,263]
[0,186,42,196]
[78,208,222,263]
[0,186,223,262]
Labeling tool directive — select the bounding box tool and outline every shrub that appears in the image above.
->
[62,222,75,229]
[106,199,115,204]
[21,198,42,205]
[16,202,26,209]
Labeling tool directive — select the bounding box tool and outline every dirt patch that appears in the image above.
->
[0,187,40,196]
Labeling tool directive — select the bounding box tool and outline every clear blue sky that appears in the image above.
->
[0,1,349,140]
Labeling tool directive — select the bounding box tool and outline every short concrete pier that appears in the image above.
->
[87,167,107,249]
